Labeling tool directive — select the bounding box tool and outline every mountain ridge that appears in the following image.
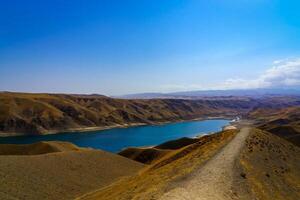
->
[118,88,300,99]
[1,92,300,136]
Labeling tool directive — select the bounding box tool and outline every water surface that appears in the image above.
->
[0,119,229,152]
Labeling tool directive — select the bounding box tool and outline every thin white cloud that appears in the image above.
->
[160,84,203,92]
[218,78,267,89]
[160,58,300,92]
[220,58,300,89]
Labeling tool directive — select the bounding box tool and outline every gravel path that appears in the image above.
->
[160,127,250,200]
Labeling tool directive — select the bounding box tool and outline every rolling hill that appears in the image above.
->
[118,88,300,99]
[0,92,254,136]
[79,128,300,200]
[0,141,144,200]
[1,92,300,136]
[248,106,300,146]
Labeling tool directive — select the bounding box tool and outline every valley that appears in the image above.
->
[1,92,300,136]
[0,92,300,200]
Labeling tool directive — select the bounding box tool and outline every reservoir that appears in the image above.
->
[0,119,230,152]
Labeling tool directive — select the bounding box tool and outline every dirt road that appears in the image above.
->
[160,127,251,200]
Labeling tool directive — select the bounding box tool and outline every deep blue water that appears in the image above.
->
[0,119,229,153]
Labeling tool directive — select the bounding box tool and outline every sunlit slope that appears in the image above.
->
[0,141,144,200]
[80,128,300,200]
[0,92,261,135]
[248,106,300,146]
[118,137,201,164]
[79,130,237,200]
[239,129,300,200]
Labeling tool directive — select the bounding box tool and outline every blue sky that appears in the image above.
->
[1,0,300,95]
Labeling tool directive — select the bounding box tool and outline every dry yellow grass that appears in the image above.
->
[0,141,80,155]
[79,130,237,200]
[0,141,144,200]
[118,137,201,164]
[80,128,300,200]
[118,147,172,164]
[1,128,298,200]
[239,129,300,200]
[248,106,300,146]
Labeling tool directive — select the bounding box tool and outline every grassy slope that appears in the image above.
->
[118,137,201,164]
[248,106,300,146]
[79,130,237,200]
[0,142,144,200]
[118,147,172,165]
[81,128,300,200]
[0,126,299,200]
[238,129,300,200]
[0,141,80,155]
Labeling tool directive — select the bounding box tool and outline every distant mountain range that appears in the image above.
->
[117,88,300,99]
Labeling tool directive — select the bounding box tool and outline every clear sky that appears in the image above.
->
[1,0,300,95]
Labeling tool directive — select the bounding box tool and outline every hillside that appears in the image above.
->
[248,106,300,146]
[0,126,298,200]
[118,89,300,99]
[0,141,144,200]
[1,92,300,136]
[118,137,201,164]
[0,92,253,136]
[78,130,237,200]
[79,128,300,200]
[238,129,300,200]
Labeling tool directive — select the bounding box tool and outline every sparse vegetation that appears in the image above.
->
[79,130,237,200]
[239,129,300,200]
[0,141,144,200]
[248,106,300,146]
[1,92,300,136]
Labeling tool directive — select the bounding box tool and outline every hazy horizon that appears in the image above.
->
[1,1,300,95]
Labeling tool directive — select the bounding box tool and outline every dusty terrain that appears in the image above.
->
[1,93,300,200]
[248,106,300,146]
[80,128,300,200]
[0,127,299,200]
[2,92,300,136]
[118,137,200,164]
[159,128,300,200]
[0,141,144,200]
[239,129,300,200]
[78,130,237,200]
[0,92,249,135]
[160,128,252,200]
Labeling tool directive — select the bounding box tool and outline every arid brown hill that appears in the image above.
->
[118,137,201,164]
[80,130,237,200]
[79,128,300,200]
[1,92,300,136]
[0,141,144,200]
[248,106,300,146]
[239,129,300,200]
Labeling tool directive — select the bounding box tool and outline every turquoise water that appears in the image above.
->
[0,119,229,152]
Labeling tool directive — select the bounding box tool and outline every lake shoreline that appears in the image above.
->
[0,116,234,137]
[0,119,232,153]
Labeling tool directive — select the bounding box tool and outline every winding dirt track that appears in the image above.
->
[160,128,250,200]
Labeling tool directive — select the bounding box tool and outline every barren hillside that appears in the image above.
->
[79,128,300,200]
[0,141,144,200]
[248,106,300,146]
[1,92,300,136]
